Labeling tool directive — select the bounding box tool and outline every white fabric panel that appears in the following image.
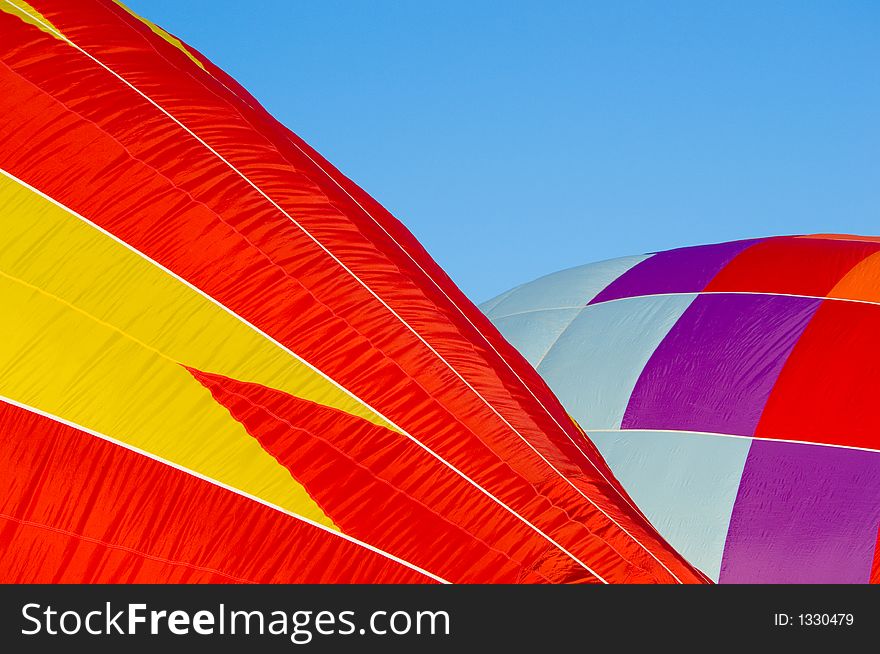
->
[491,309,582,366]
[481,254,650,319]
[587,430,751,581]
[479,285,519,315]
[482,262,745,581]
[536,294,696,429]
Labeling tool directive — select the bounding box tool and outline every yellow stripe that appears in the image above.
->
[113,1,208,72]
[0,173,388,528]
[2,0,63,39]
[0,268,338,528]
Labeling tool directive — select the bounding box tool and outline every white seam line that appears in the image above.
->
[587,290,880,309]
[488,305,586,320]
[3,1,618,582]
[0,395,449,584]
[0,168,601,584]
[489,288,880,322]
[586,428,880,455]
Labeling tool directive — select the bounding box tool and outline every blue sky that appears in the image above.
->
[128,0,879,303]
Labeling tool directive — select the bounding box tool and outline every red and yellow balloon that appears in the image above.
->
[0,0,705,584]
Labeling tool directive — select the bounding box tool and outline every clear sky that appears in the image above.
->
[127,0,879,303]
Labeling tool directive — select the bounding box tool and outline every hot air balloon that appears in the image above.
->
[0,0,703,584]
[483,235,880,583]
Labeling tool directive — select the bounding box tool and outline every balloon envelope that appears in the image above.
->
[484,235,880,582]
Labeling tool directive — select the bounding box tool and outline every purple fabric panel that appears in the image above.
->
[590,238,763,304]
[720,440,880,583]
[621,294,821,435]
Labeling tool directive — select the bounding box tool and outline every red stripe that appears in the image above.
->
[0,401,432,583]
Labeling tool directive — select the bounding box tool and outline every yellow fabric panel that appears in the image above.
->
[113,1,208,72]
[0,173,389,431]
[0,171,394,529]
[1,0,63,39]
[0,270,336,529]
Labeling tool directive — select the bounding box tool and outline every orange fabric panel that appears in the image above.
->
[828,251,880,304]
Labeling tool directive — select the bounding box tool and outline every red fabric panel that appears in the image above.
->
[0,401,431,583]
[0,2,704,583]
[756,301,880,450]
[705,236,880,297]
[189,369,604,584]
